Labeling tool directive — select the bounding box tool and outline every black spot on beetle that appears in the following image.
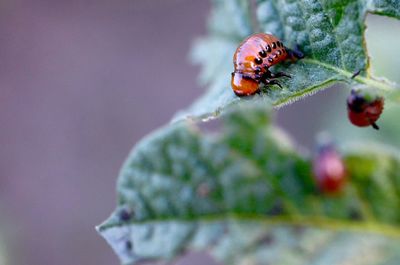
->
[272,42,276,49]
[259,50,267,58]
[347,91,366,113]
[266,45,271,52]
[268,58,273,63]
[242,75,254,80]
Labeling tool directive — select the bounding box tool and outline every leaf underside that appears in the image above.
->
[97,101,400,265]
[100,220,400,265]
[174,0,400,121]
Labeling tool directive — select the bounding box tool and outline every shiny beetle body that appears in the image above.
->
[313,144,347,194]
[347,89,384,130]
[231,33,303,96]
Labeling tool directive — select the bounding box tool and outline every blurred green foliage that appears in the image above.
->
[98,102,400,265]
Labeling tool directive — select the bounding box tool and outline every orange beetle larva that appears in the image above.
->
[231,33,304,96]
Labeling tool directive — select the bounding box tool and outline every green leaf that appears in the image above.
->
[97,101,400,264]
[99,220,400,265]
[174,0,400,121]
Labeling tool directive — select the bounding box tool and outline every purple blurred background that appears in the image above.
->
[0,1,209,264]
[0,0,352,264]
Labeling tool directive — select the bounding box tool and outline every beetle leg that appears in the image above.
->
[264,79,282,88]
[269,71,291,79]
[254,74,262,81]
[262,69,291,80]
[371,121,380,130]
[351,69,361,79]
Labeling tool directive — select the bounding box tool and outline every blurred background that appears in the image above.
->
[0,0,398,264]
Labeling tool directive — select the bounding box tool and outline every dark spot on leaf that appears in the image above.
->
[266,200,285,216]
[256,233,274,246]
[119,208,134,222]
[125,240,133,251]
[349,208,362,220]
